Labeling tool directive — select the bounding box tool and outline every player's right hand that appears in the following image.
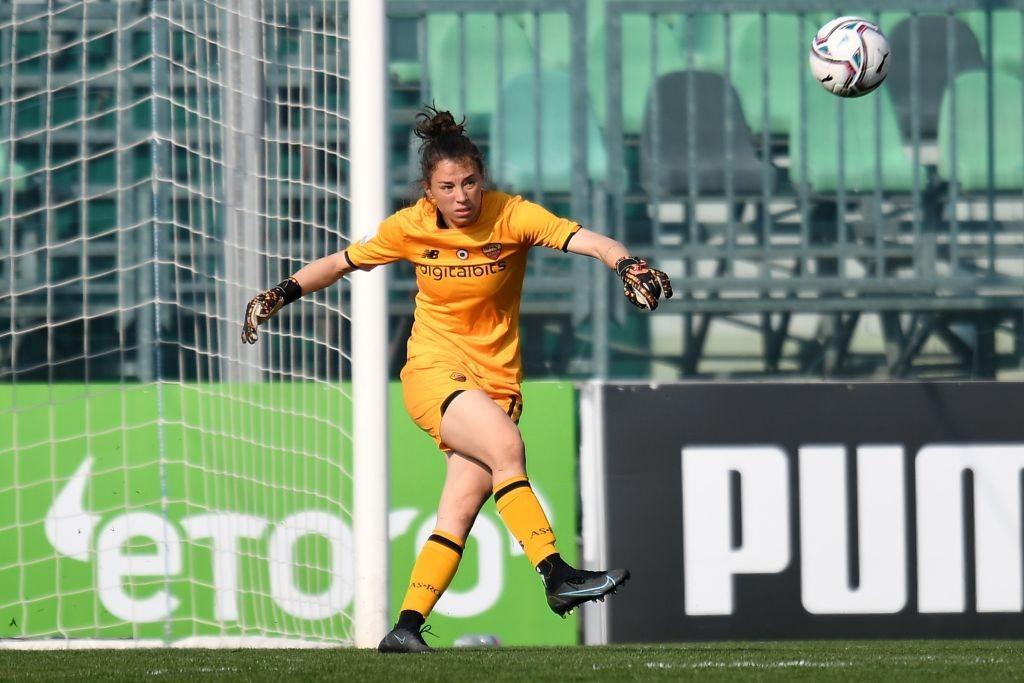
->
[616,257,673,311]
[241,287,285,344]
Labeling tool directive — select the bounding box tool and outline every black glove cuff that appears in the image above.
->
[615,256,641,278]
[276,277,303,305]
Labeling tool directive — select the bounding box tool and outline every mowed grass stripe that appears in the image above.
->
[3,641,1024,681]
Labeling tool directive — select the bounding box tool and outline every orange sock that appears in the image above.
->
[493,475,558,567]
[398,529,464,618]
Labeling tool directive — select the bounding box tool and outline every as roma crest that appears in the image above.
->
[482,243,502,260]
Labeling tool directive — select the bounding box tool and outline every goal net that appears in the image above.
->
[0,0,384,647]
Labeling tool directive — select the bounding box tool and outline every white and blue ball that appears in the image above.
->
[809,16,891,97]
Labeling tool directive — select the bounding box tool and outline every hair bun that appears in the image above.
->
[412,104,485,184]
[414,105,466,141]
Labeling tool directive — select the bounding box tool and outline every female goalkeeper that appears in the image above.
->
[242,107,672,653]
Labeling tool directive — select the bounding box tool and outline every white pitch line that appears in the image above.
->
[645,659,855,670]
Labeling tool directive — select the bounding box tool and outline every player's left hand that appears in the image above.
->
[616,257,673,311]
[241,287,285,344]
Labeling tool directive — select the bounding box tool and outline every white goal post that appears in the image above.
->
[348,0,390,650]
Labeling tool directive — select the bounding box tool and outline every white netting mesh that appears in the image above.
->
[1,0,357,645]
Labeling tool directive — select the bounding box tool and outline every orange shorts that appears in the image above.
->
[400,357,523,452]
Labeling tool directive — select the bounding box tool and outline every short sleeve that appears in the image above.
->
[344,214,406,269]
[508,197,581,251]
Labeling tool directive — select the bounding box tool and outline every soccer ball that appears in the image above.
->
[809,16,891,97]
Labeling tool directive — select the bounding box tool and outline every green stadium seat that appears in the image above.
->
[14,31,45,74]
[420,6,575,80]
[0,144,28,193]
[587,0,604,33]
[728,14,810,137]
[672,12,823,75]
[641,70,774,198]
[789,77,917,193]
[489,69,607,193]
[428,14,534,134]
[514,12,573,71]
[832,9,911,33]
[673,10,840,77]
[388,16,421,84]
[389,60,422,84]
[887,15,984,140]
[421,13,463,92]
[86,32,116,73]
[962,10,1024,77]
[875,11,911,33]
[938,70,1024,191]
[588,14,686,135]
[673,13,727,72]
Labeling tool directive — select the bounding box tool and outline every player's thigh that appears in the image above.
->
[434,452,492,539]
[439,389,525,473]
[401,360,481,451]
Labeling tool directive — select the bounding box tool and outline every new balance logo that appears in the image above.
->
[422,249,439,259]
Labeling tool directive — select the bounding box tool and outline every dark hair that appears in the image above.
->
[413,105,486,185]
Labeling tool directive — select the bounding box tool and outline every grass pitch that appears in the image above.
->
[3,641,1024,680]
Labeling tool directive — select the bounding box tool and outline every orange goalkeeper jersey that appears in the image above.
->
[344,191,580,386]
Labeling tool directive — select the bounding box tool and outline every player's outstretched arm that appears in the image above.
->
[241,251,355,344]
[566,228,673,311]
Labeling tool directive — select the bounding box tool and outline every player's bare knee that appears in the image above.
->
[488,429,525,472]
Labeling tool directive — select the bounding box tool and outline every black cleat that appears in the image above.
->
[545,567,630,617]
[377,624,435,654]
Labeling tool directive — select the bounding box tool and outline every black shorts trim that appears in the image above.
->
[493,479,531,503]
[440,389,465,417]
[506,395,518,418]
[427,533,464,555]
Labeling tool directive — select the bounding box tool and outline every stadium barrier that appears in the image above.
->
[580,380,1024,642]
[0,382,577,648]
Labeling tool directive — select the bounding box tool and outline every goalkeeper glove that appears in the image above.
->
[241,277,302,344]
[615,257,673,311]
